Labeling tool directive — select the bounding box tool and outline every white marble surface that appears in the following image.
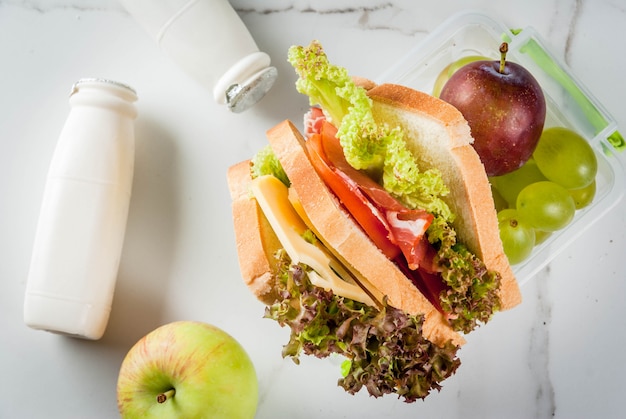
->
[1,0,625,418]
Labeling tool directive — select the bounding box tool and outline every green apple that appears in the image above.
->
[117,321,258,419]
[432,55,489,97]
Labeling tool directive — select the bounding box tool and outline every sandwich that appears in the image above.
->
[227,40,522,402]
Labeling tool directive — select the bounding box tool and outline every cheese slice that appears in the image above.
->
[250,175,378,306]
[288,188,385,304]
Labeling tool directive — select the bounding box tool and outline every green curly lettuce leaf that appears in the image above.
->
[250,145,290,187]
[382,134,453,220]
[288,40,453,221]
[429,221,502,333]
[264,250,461,402]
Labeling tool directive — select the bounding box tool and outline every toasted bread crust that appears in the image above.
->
[367,84,521,309]
[351,76,377,91]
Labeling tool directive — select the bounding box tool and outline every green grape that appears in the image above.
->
[432,55,489,97]
[490,158,546,207]
[497,209,536,265]
[534,229,552,245]
[491,184,509,212]
[569,179,596,209]
[516,181,576,231]
[533,127,598,189]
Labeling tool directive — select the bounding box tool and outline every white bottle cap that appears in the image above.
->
[220,53,278,113]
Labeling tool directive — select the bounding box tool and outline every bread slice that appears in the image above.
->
[227,160,281,305]
[266,120,464,347]
[367,84,521,309]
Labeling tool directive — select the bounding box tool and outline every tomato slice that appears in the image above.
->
[306,128,400,260]
[311,122,436,271]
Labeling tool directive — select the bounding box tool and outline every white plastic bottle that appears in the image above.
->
[119,0,277,113]
[24,78,138,340]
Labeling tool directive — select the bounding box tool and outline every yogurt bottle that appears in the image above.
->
[119,0,277,112]
[24,78,137,340]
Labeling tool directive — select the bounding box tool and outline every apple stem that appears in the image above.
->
[157,388,176,404]
[499,42,509,74]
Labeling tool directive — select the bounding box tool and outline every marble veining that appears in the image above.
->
[0,0,123,12]
[562,0,582,65]
[1,0,600,55]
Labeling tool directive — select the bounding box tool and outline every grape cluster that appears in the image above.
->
[490,127,598,265]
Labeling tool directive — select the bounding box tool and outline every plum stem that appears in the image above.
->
[499,42,509,74]
[157,388,176,404]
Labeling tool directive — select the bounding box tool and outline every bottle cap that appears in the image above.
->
[225,66,277,113]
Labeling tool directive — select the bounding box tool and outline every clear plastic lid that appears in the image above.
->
[378,11,625,285]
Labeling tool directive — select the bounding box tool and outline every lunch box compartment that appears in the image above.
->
[378,11,625,285]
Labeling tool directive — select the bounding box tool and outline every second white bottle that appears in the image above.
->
[24,78,137,340]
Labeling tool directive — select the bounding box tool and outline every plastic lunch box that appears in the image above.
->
[376,11,625,285]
